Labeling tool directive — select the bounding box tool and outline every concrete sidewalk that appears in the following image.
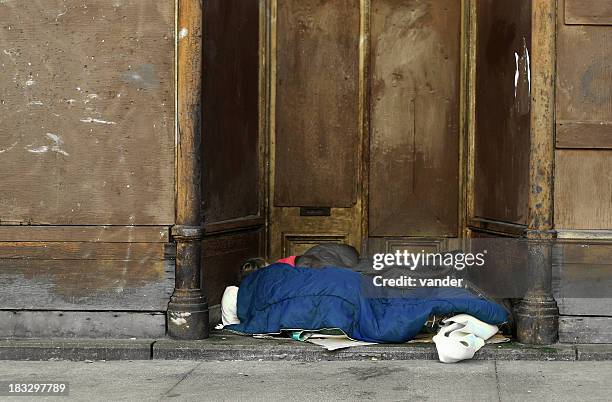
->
[0,360,610,401]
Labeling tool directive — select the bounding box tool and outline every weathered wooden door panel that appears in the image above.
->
[557,4,612,149]
[273,0,360,208]
[555,151,612,230]
[565,0,612,26]
[268,0,363,260]
[471,0,532,228]
[0,0,175,225]
[368,0,461,238]
[554,0,612,341]
[203,0,261,223]
[202,0,264,304]
[555,0,612,230]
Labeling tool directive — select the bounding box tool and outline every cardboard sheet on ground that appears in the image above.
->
[301,332,508,350]
[297,333,377,351]
[249,330,374,350]
[233,329,509,351]
[407,332,510,345]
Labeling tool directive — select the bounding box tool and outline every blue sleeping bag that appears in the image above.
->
[227,264,508,343]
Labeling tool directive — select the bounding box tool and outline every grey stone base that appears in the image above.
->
[0,339,153,361]
[1,332,611,362]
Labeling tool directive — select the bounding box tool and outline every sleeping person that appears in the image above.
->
[222,244,508,344]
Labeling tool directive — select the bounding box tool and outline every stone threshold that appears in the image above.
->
[0,332,610,362]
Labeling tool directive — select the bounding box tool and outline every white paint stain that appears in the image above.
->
[170,317,187,325]
[54,6,68,20]
[46,132,69,156]
[169,311,191,326]
[45,132,61,143]
[80,117,117,125]
[514,39,532,100]
[26,133,69,156]
[2,48,19,62]
[178,27,189,40]
[28,100,44,105]
[25,79,35,86]
[64,99,77,104]
[27,145,49,154]
[514,52,520,98]
[0,142,18,154]
[87,94,99,99]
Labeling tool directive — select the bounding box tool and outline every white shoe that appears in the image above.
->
[433,315,498,363]
[433,323,485,363]
[442,314,499,340]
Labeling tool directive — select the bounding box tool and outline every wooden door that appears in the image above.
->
[202,0,265,304]
[266,0,464,259]
[367,0,462,253]
[267,0,364,260]
[469,0,532,236]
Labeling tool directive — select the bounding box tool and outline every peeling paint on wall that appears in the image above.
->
[514,51,520,98]
[26,132,69,156]
[0,142,18,154]
[79,117,117,125]
[168,311,191,326]
[0,0,175,225]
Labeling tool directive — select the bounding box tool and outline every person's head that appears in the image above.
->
[295,243,360,268]
[238,257,269,284]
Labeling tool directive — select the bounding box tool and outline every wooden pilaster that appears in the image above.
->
[167,0,209,340]
[516,0,559,345]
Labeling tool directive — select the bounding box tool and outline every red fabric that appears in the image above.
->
[276,255,297,267]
